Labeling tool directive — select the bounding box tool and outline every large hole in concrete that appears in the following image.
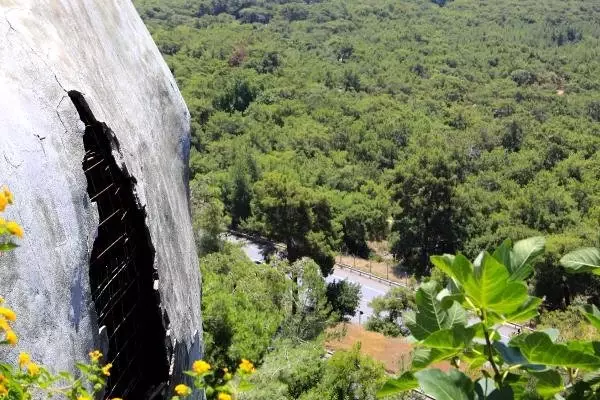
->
[70,91,170,399]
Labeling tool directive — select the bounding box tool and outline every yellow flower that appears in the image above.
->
[239,358,255,374]
[0,308,16,321]
[5,330,17,345]
[174,384,192,396]
[0,193,7,212]
[111,398,123,400]
[77,396,91,400]
[0,384,7,396]
[1,187,12,204]
[218,393,232,400]
[27,362,40,376]
[101,363,112,376]
[5,221,23,238]
[18,352,30,368]
[89,350,102,362]
[192,360,211,374]
[0,317,10,332]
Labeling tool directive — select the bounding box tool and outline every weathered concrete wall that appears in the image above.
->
[0,0,201,397]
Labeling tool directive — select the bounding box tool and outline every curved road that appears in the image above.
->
[326,267,392,324]
[225,232,523,338]
[223,233,268,263]
[326,267,523,341]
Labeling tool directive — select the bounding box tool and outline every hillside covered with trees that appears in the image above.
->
[132,0,600,398]
[135,0,600,308]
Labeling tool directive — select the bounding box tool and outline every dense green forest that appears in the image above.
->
[134,0,600,308]
[132,0,600,398]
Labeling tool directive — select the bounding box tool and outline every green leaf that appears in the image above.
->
[492,239,512,272]
[470,253,509,303]
[540,328,559,343]
[422,326,476,350]
[508,237,545,280]
[415,369,474,400]
[405,281,467,341]
[377,372,419,398]
[474,251,485,268]
[237,380,254,391]
[437,289,465,310]
[431,254,473,288]
[530,369,564,398]
[491,237,544,281]
[466,253,529,315]
[489,282,529,315]
[583,304,600,331]
[511,332,600,370]
[565,340,600,357]
[412,326,477,368]
[504,297,541,323]
[412,347,459,369]
[471,323,501,342]
[494,341,546,371]
[0,242,18,251]
[462,346,488,370]
[494,342,528,366]
[560,247,600,275]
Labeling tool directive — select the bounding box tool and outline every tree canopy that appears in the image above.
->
[134,0,600,301]
[130,0,600,396]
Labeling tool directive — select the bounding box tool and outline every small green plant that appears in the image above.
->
[378,237,600,399]
[0,348,113,400]
[171,358,255,400]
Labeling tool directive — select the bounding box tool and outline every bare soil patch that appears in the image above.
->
[325,323,414,373]
[325,324,460,375]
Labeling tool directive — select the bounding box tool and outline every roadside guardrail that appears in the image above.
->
[335,262,404,288]
[334,261,531,335]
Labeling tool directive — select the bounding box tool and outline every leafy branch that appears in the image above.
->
[378,237,600,399]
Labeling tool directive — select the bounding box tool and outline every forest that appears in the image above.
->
[131,0,600,398]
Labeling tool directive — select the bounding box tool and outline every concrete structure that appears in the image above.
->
[0,1,202,398]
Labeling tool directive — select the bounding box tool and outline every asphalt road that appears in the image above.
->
[223,233,267,263]
[326,267,393,324]
[326,267,523,340]
[225,232,524,337]
[225,232,388,324]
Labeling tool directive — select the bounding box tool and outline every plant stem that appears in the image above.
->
[507,364,523,371]
[481,310,501,382]
[483,327,501,378]
[568,367,578,385]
